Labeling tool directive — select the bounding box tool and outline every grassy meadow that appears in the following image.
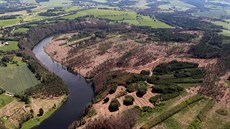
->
[14,28,29,33]
[0,41,19,52]
[63,9,172,28]
[0,94,13,109]
[0,63,40,94]
[0,18,19,27]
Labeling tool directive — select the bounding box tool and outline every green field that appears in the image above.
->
[63,9,172,28]
[212,20,230,36]
[0,94,13,109]
[0,18,19,27]
[0,64,40,94]
[14,28,29,33]
[0,41,19,52]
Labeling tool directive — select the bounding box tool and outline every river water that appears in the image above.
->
[32,36,94,129]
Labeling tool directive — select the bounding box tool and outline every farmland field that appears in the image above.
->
[0,41,19,52]
[0,94,13,109]
[0,18,19,27]
[63,9,172,28]
[0,64,40,94]
[212,20,230,36]
[14,28,29,33]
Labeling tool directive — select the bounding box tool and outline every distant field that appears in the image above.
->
[93,0,107,3]
[14,28,29,33]
[63,9,172,28]
[194,9,229,18]
[0,64,40,94]
[0,18,19,27]
[0,41,19,52]
[0,94,13,109]
[212,20,230,36]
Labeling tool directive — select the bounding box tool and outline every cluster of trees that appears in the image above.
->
[0,15,20,20]
[14,94,30,104]
[155,13,223,31]
[108,98,120,112]
[123,95,134,106]
[25,56,68,97]
[153,60,199,75]
[148,31,196,42]
[188,32,224,58]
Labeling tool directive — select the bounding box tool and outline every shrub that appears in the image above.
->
[147,75,160,84]
[126,83,138,93]
[123,95,134,106]
[216,109,228,116]
[136,82,147,97]
[86,108,97,117]
[140,70,150,76]
[149,95,161,105]
[109,98,120,112]
[152,85,183,94]
[126,74,147,84]
[109,84,118,94]
[103,97,109,104]
[37,108,44,117]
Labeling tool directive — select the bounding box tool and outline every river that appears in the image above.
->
[32,36,94,129]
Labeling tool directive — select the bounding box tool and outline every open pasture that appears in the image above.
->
[0,64,40,94]
[0,41,19,52]
[64,9,172,28]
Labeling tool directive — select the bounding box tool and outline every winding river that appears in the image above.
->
[32,37,94,129]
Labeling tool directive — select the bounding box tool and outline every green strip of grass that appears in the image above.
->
[0,41,19,52]
[0,94,13,109]
[63,9,172,28]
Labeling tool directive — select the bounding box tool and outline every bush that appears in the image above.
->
[123,95,134,106]
[109,84,118,94]
[37,108,44,117]
[140,70,150,76]
[126,74,147,84]
[152,85,183,94]
[103,97,109,104]
[149,95,161,105]
[126,83,138,93]
[216,109,228,116]
[109,98,120,112]
[136,82,147,97]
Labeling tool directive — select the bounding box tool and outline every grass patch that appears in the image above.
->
[164,117,182,129]
[14,28,29,33]
[141,95,204,129]
[0,41,19,52]
[0,18,19,27]
[0,64,40,94]
[0,94,13,109]
[63,9,171,28]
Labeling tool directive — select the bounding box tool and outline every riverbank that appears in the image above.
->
[21,95,67,129]
[31,36,94,129]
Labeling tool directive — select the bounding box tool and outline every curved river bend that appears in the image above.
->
[32,37,94,129]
